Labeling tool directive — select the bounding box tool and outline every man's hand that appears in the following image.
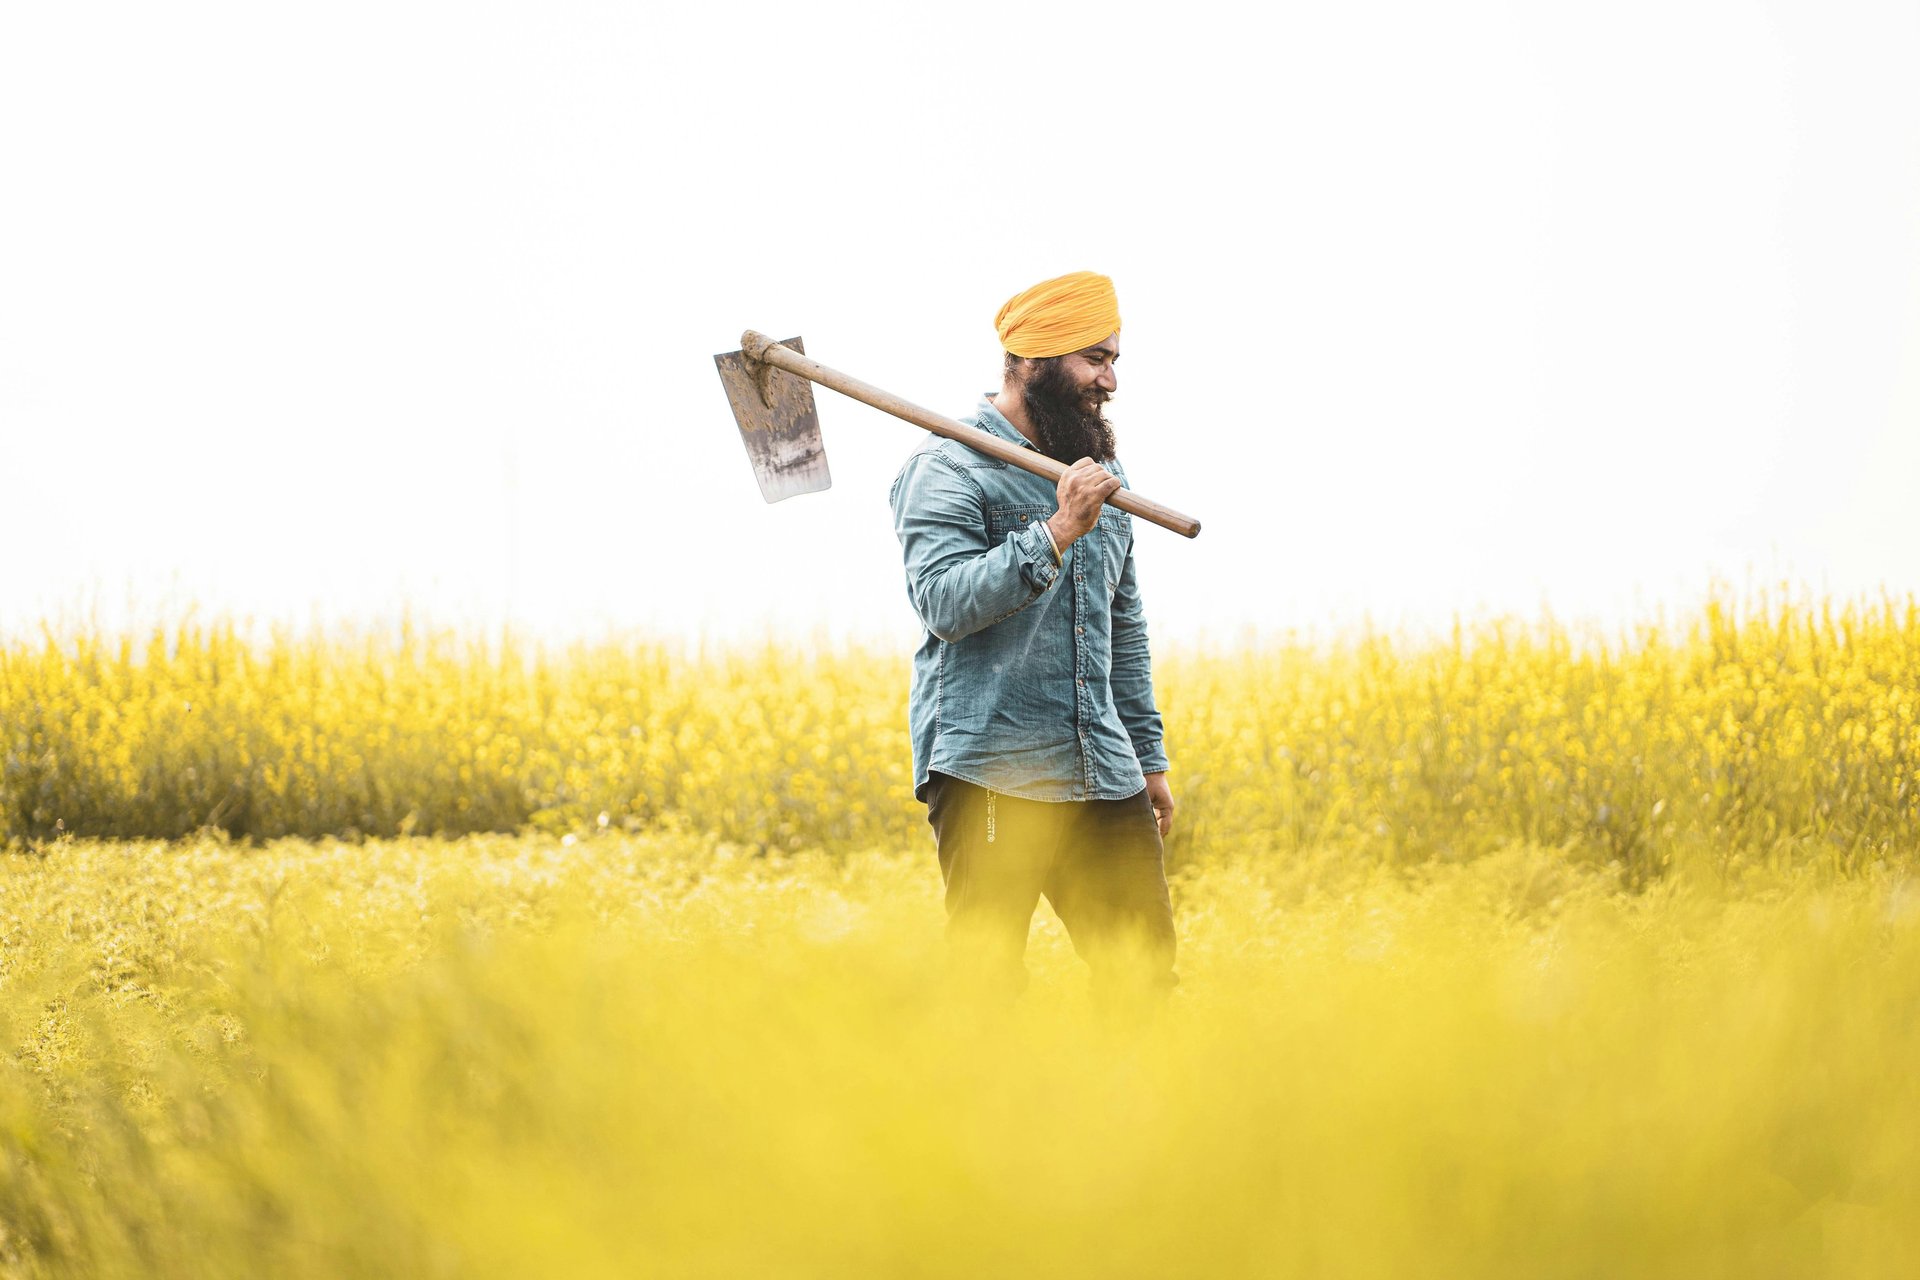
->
[1144,771,1175,839]
[1045,457,1122,550]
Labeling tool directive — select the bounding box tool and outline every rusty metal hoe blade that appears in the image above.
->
[714,335,831,503]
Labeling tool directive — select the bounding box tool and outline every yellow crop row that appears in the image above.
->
[4,591,1916,880]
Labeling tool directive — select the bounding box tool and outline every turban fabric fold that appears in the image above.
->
[994,271,1121,358]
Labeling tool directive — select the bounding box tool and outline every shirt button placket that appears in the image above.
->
[1077,566,1096,794]
[1073,561,1087,792]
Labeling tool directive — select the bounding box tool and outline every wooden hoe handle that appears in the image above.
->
[741,331,1202,539]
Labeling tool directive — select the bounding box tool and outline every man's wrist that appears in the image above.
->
[1037,518,1062,565]
[1044,515,1078,553]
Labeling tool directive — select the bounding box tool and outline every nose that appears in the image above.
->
[1096,364,1117,393]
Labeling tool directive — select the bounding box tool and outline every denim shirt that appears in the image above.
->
[889,396,1169,803]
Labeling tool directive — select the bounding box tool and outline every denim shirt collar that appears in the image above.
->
[974,396,1043,452]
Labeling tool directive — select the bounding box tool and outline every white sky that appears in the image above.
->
[4,1,1916,647]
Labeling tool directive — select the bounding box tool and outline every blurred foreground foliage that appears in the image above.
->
[3,590,1917,882]
[2,834,1917,1277]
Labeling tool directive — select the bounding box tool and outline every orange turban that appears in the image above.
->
[994,271,1121,359]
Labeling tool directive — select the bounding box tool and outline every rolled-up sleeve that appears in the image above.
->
[891,452,1059,643]
[1110,533,1169,773]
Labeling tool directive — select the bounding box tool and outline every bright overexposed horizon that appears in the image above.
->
[4,1,1916,650]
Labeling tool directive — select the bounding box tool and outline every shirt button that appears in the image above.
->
[1075,626,1084,635]
[1019,514,1029,522]
[1076,677,1084,686]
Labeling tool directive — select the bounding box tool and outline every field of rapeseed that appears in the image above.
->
[3,592,1918,1276]
[5,590,1918,882]
[3,834,1916,1277]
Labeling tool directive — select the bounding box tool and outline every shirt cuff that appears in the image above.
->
[1017,522,1061,591]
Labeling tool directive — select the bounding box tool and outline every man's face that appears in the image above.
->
[1018,333,1121,464]
[1062,334,1120,409]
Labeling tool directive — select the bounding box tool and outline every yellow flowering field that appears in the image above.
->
[3,593,1919,1276]
[2,833,1916,1277]
[5,592,1918,883]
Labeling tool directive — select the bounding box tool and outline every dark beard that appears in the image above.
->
[1022,358,1116,464]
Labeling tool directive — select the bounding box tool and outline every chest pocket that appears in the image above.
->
[1099,508,1132,593]
[987,503,1055,548]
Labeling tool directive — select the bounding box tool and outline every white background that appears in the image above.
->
[4,1,1916,647]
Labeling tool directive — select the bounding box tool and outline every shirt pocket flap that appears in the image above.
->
[987,504,1055,542]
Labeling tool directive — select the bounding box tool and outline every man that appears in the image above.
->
[888,270,1177,1005]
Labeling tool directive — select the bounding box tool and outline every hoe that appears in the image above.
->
[714,331,1202,538]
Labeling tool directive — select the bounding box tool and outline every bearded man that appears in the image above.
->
[888,270,1177,1005]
